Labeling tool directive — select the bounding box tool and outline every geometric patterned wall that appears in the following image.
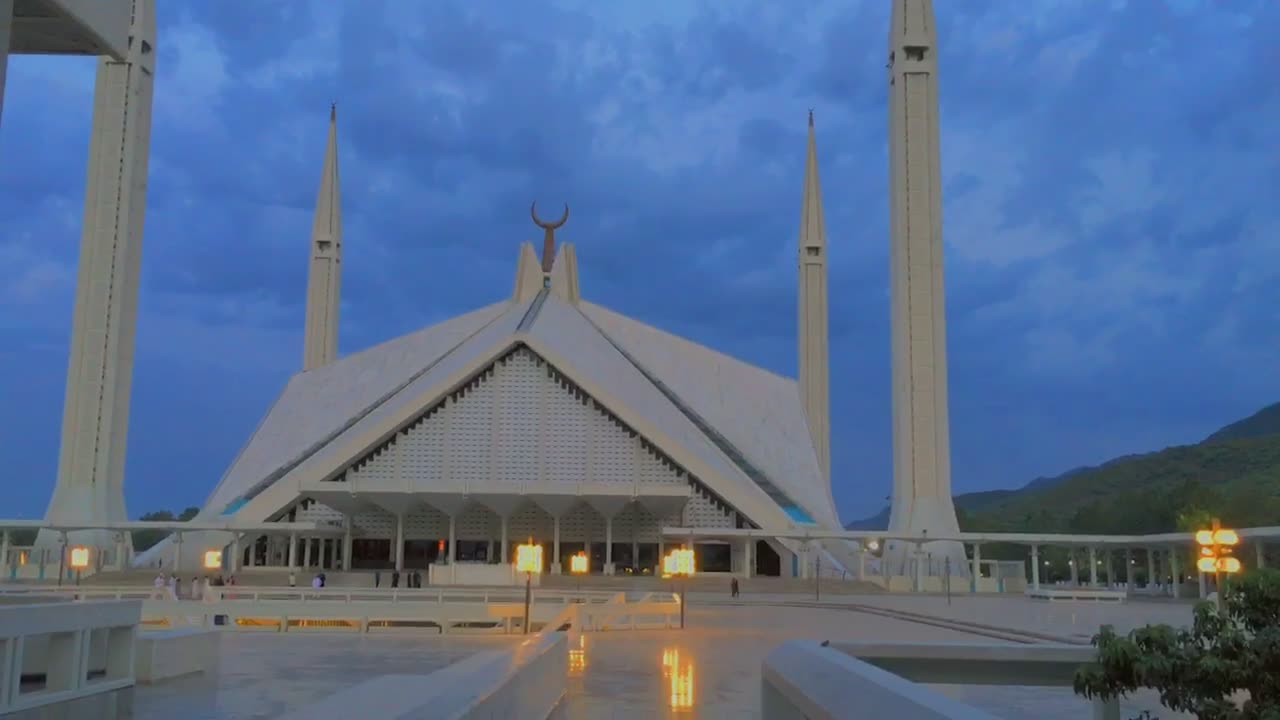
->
[303,344,738,540]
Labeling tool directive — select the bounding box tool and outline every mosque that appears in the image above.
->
[137,108,850,580]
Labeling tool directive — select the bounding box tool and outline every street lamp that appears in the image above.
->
[203,550,223,571]
[1195,519,1241,610]
[69,546,90,586]
[662,548,695,629]
[569,551,588,592]
[515,540,544,634]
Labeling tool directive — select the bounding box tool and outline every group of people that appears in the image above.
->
[373,570,423,588]
[288,571,327,589]
[152,572,235,600]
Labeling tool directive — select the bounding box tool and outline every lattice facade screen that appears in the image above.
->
[300,344,741,539]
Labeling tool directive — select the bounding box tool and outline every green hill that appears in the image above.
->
[847,401,1280,535]
[1204,401,1280,443]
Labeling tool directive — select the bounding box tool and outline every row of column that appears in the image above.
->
[1027,542,1270,596]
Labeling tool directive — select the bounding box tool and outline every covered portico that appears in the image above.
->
[299,480,691,576]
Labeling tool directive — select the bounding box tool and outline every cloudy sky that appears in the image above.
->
[1,0,1277,523]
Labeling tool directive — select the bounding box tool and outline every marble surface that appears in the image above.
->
[131,595,1196,719]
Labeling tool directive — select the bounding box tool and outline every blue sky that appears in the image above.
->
[1,1,1277,523]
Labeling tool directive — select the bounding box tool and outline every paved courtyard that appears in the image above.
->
[132,595,1196,719]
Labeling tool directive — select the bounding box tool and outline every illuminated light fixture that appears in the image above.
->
[569,552,589,575]
[662,549,695,578]
[69,546,90,570]
[204,550,223,570]
[516,542,544,574]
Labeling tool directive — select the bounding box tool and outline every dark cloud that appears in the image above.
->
[1,0,1278,522]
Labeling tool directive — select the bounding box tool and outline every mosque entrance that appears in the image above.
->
[754,540,781,577]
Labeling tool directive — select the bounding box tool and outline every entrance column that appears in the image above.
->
[1030,545,1041,590]
[173,532,184,573]
[230,534,241,574]
[552,517,561,574]
[604,517,614,575]
[1146,548,1156,594]
[1124,548,1133,591]
[500,516,509,564]
[287,532,297,569]
[970,544,982,593]
[303,536,312,569]
[1170,549,1181,599]
[1068,549,1079,586]
[394,515,405,572]
[343,520,353,571]
[448,516,457,565]
[744,538,754,579]
[1105,551,1115,589]
[1088,547,1098,587]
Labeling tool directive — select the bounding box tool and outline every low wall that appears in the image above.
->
[275,632,567,720]
[762,640,998,719]
[135,628,220,684]
[428,563,542,587]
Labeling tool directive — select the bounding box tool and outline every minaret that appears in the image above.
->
[302,105,343,371]
[40,0,156,556]
[886,0,965,573]
[797,111,832,495]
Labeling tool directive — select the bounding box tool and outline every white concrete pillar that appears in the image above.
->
[1170,550,1181,599]
[605,517,614,575]
[1030,545,1041,590]
[173,532,183,572]
[744,538,754,579]
[448,516,457,565]
[552,517,561,574]
[1069,550,1079,587]
[1088,547,1098,587]
[632,539,639,573]
[1105,551,1115,589]
[394,515,405,572]
[1124,548,1133,590]
[1258,542,1266,570]
[303,536,312,569]
[912,546,923,592]
[343,521,353,571]
[1152,545,1162,591]
[230,534,241,573]
[1,529,9,573]
[288,532,297,570]
[970,544,982,593]
[500,516,509,564]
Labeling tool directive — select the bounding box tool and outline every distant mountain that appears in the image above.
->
[1204,401,1280,444]
[845,401,1280,532]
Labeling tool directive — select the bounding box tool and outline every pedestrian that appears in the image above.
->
[730,577,740,598]
[374,570,381,588]
[391,570,400,588]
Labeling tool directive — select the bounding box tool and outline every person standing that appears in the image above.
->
[374,570,381,588]
[391,570,400,589]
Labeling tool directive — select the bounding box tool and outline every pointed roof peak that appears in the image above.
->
[808,108,814,128]
[799,109,826,252]
[330,102,337,122]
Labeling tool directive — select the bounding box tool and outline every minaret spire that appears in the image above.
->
[798,111,832,498]
[886,0,964,574]
[302,104,343,371]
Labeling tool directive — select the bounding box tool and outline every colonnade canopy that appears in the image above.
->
[662,525,1280,548]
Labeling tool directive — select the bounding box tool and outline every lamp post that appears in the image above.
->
[569,551,588,593]
[515,540,544,634]
[69,546,89,586]
[1195,519,1241,611]
[663,548,695,630]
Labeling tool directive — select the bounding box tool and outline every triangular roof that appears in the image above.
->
[191,292,838,533]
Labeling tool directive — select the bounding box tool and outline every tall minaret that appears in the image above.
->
[40,0,156,555]
[798,111,832,496]
[886,0,964,573]
[302,105,343,371]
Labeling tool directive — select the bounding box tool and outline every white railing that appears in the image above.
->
[0,600,140,716]
[0,584,619,605]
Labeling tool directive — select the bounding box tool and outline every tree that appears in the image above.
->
[131,508,200,552]
[1074,568,1280,719]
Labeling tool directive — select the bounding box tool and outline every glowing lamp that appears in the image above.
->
[1197,557,1218,573]
[662,548,695,578]
[569,552,588,574]
[1220,557,1242,574]
[1195,530,1215,546]
[203,550,223,570]
[1213,529,1239,546]
[69,546,90,570]
[516,542,544,574]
